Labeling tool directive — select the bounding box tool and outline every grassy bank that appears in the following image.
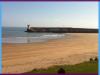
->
[26,61,98,73]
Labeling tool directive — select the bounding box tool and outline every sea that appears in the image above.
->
[2,27,66,43]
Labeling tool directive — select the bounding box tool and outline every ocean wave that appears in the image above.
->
[3,34,65,43]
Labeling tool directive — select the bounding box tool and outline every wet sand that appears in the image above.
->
[2,33,98,73]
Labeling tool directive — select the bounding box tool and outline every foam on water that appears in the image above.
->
[3,34,65,43]
[3,27,66,43]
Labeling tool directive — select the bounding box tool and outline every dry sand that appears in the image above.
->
[2,33,98,73]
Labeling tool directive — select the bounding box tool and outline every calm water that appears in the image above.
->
[2,27,66,43]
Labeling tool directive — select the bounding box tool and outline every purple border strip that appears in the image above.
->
[0,0,99,1]
[0,1,99,75]
[0,73,98,75]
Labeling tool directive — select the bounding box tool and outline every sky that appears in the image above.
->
[2,2,98,28]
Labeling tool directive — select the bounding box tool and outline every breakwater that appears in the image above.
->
[25,26,98,33]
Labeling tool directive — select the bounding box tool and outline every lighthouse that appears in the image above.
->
[27,24,30,31]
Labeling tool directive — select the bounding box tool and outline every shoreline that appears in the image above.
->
[2,33,98,73]
[2,33,66,44]
[2,33,97,44]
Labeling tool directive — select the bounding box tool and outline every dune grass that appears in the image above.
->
[26,61,98,73]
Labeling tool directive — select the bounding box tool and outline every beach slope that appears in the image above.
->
[2,33,98,73]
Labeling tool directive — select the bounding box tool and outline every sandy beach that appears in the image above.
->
[2,33,98,73]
